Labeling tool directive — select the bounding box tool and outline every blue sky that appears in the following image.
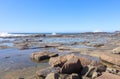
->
[0,0,120,33]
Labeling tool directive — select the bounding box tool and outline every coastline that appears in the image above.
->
[0,32,120,79]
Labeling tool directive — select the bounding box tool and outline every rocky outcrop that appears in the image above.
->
[100,53,120,66]
[90,52,120,66]
[31,51,58,62]
[49,54,92,67]
[112,47,120,54]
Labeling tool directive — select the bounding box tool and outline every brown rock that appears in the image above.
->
[49,56,67,67]
[31,51,58,62]
[65,54,92,66]
[49,54,94,67]
[90,52,120,66]
[112,47,120,54]
[0,45,10,49]
[61,57,83,74]
[46,43,62,47]
[95,72,120,79]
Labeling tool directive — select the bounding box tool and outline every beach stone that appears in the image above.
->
[36,67,60,78]
[31,51,58,62]
[92,72,99,79]
[95,72,120,79]
[112,47,120,54]
[106,68,118,74]
[61,57,83,74]
[45,73,60,79]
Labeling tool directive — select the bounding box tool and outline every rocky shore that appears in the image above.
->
[0,32,120,79]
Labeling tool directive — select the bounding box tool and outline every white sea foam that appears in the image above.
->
[52,32,56,35]
[0,32,28,37]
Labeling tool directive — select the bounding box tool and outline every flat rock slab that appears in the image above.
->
[100,53,120,66]
[90,52,120,66]
[31,51,58,62]
[95,72,120,79]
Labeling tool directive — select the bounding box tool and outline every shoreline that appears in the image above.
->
[0,32,120,79]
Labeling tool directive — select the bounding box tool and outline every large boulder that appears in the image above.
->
[49,54,95,67]
[112,47,120,54]
[31,51,58,62]
[49,56,67,67]
[95,72,120,79]
[61,57,83,74]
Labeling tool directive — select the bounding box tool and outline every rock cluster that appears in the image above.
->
[36,54,109,79]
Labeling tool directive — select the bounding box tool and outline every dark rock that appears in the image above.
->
[36,67,60,78]
[68,73,80,79]
[82,64,106,78]
[93,43,104,47]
